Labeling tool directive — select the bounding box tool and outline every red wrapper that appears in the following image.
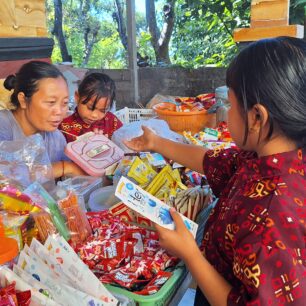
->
[134,271,172,295]
[16,290,31,306]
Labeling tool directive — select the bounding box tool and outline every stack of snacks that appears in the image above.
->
[175,92,215,110]
[114,154,187,202]
[9,235,118,306]
[183,122,235,150]
[170,185,211,221]
[79,211,177,295]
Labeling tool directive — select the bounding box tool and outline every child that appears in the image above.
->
[125,37,306,305]
[59,73,123,142]
[2,61,85,179]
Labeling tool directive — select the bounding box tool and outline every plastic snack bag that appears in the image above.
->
[0,134,54,189]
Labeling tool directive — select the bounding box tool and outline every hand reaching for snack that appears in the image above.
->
[93,128,108,138]
[124,126,158,152]
[155,208,198,261]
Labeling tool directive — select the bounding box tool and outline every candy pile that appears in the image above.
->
[183,121,235,150]
[78,211,178,295]
[153,93,216,113]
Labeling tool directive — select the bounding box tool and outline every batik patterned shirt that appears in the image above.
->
[202,148,305,305]
[59,109,123,143]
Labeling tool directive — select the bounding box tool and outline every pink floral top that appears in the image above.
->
[202,148,305,305]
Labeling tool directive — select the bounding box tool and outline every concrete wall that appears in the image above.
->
[96,67,227,109]
[56,66,227,110]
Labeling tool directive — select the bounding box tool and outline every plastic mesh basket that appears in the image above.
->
[115,107,156,124]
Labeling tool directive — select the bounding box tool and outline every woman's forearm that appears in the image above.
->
[184,247,232,306]
[152,137,207,174]
[52,161,65,179]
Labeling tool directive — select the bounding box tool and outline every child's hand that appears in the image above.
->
[123,126,157,152]
[93,128,108,138]
[155,208,199,261]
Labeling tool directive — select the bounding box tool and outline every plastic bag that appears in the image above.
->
[0,134,54,189]
[111,118,183,153]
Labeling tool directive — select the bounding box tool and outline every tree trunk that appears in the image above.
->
[113,0,128,50]
[53,0,72,62]
[82,25,100,67]
[146,0,176,65]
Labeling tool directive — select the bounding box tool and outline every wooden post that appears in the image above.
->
[126,0,140,106]
[234,0,304,42]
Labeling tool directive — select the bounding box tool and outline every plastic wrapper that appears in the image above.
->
[0,134,54,189]
[111,119,183,153]
[0,186,41,215]
[58,191,92,245]
[23,182,70,241]
[32,211,58,243]
[127,157,157,188]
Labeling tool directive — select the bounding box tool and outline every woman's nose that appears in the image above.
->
[53,103,66,116]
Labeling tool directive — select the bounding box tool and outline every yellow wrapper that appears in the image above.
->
[127,156,157,187]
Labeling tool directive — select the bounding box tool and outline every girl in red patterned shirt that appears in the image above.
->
[125,37,306,305]
[59,73,123,143]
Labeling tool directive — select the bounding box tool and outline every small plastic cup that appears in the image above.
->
[0,237,19,269]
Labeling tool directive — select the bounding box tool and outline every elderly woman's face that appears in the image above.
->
[24,77,69,133]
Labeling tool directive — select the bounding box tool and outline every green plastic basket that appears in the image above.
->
[106,202,216,305]
[106,264,187,306]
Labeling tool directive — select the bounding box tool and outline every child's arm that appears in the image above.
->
[52,161,87,179]
[156,208,231,306]
[124,126,208,174]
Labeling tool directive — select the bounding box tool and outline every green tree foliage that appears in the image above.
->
[46,0,127,68]
[46,0,305,69]
[171,0,251,67]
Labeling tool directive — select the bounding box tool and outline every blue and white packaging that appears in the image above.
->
[115,176,198,237]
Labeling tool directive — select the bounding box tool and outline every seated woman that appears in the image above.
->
[2,60,85,179]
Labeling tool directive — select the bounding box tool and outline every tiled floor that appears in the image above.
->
[178,288,196,306]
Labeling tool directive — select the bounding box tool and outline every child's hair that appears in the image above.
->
[77,73,116,110]
[4,61,66,108]
[226,36,306,148]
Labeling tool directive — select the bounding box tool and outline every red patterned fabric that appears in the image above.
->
[59,109,123,143]
[202,148,306,305]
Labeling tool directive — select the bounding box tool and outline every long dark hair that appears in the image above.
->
[77,72,116,110]
[4,61,66,108]
[226,36,306,147]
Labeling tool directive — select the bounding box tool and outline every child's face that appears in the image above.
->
[18,77,69,134]
[77,95,110,125]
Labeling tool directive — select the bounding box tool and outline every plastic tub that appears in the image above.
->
[88,185,119,212]
[59,176,102,200]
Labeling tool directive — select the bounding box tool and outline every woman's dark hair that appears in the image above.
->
[77,73,116,110]
[3,61,66,107]
[3,61,66,108]
[226,36,306,148]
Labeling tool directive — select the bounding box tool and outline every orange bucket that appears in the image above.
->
[153,103,216,134]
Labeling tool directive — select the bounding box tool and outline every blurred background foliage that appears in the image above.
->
[46,0,305,68]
